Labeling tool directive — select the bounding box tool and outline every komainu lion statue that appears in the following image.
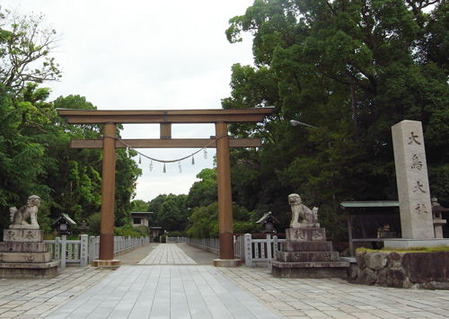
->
[288,193,319,228]
[9,195,41,229]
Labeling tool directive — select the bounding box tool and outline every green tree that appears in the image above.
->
[186,202,219,238]
[148,194,190,232]
[48,95,102,223]
[0,9,60,95]
[187,168,218,208]
[114,148,142,226]
[0,9,142,235]
[131,199,150,212]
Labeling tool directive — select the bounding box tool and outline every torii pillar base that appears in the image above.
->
[213,259,242,267]
[92,259,121,269]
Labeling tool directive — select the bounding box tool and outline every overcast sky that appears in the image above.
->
[3,0,255,202]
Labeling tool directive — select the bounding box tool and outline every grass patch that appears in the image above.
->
[356,246,449,254]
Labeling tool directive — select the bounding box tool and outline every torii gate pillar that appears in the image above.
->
[214,122,238,266]
[92,122,120,268]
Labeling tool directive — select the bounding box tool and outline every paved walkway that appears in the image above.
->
[0,243,448,318]
[138,244,195,265]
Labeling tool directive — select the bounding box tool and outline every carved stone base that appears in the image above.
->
[0,252,52,263]
[286,227,326,241]
[280,241,333,252]
[3,229,44,242]
[0,261,59,279]
[272,227,349,278]
[271,260,349,278]
[276,251,341,262]
[0,228,59,278]
[0,242,48,253]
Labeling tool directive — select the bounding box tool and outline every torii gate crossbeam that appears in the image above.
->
[57,107,274,267]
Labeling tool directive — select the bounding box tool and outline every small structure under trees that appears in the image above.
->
[340,201,401,255]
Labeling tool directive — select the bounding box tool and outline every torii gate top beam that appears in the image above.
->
[57,107,275,124]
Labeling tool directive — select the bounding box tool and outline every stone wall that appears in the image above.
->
[348,251,449,289]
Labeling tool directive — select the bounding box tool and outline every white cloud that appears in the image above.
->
[2,0,254,201]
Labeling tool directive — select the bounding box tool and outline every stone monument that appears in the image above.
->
[386,120,449,248]
[271,194,349,278]
[0,195,59,278]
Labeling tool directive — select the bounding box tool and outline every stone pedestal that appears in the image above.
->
[271,227,349,278]
[0,229,59,278]
[383,238,449,249]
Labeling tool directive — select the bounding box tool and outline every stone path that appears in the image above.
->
[46,244,278,318]
[220,267,449,318]
[138,243,196,265]
[0,243,448,318]
[45,265,277,319]
[0,266,110,318]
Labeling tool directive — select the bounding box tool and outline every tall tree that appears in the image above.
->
[224,0,449,238]
[0,9,60,95]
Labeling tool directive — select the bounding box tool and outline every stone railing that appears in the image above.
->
[166,234,286,267]
[242,233,286,267]
[45,235,149,268]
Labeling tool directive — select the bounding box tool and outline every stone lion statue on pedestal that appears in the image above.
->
[288,193,319,228]
[9,195,41,229]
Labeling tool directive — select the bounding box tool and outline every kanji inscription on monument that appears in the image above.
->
[392,120,434,239]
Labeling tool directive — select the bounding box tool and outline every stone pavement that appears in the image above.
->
[0,243,448,318]
[138,243,196,265]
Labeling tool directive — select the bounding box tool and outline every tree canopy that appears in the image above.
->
[222,0,449,240]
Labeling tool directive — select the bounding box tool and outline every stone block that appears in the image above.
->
[387,251,402,268]
[286,227,326,241]
[385,269,405,288]
[280,241,332,252]
[0,242,48,253]
[402,252,449,283]
[276,251,340,262]
[2,229,44,242]
[0,252,52,263]
[356,267,378,285]
[349,251,449,289]
[355,251,366,269]
[364,252,388,270]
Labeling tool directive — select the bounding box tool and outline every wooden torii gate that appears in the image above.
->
[57,107,274,267]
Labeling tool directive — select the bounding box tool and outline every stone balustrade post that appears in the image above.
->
[80,234,88,266]
[273,235,279,258]
[61,234,67,269]
[244,233,253,267]
[266,234,272,260]
[54,237,60,261]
